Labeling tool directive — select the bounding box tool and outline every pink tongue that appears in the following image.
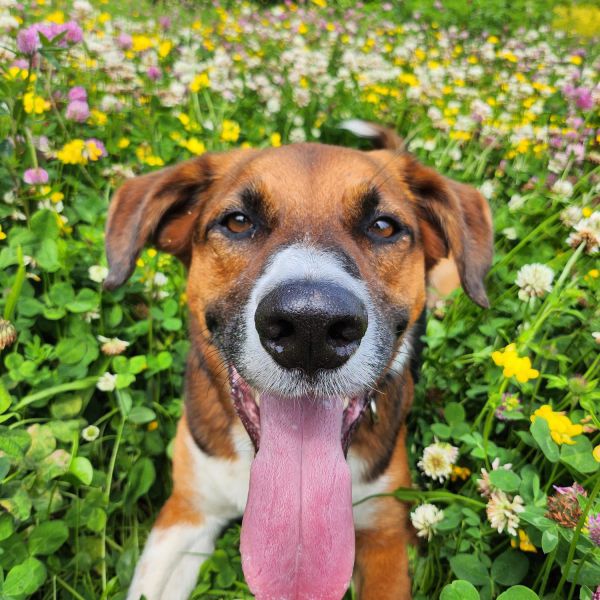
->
[241,394,354,600]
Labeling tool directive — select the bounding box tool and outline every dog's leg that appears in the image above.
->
[354,517,413,600]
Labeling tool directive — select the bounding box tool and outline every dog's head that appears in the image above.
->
[105,126,492,599]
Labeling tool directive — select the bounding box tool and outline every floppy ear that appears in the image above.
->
[405,156,493,308]
[103,156,216,291]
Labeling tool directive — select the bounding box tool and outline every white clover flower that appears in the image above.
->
[502,227,518,240]
[479,180,495,200]
[153,272,168,287]
[566,213,600,255]
[410,503,444,541]
[593,332,600,344]
[88,265,108,283]
[508,194,525,211]
[560,206,581,228]
[486,490,524,536]
[84,310,101,323]
[96,372,117,392]
[417,441,458,482]
[477,458,513,498]
[82,425,100,442]
[551,179,574,198]
[97,336,130,356]
[515,263,554,301]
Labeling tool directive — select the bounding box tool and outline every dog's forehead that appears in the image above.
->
[226,143,405,214]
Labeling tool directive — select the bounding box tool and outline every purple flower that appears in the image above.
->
[593,585,600,600]
[66,100,90,122]
[117,33,132,50]
[16,27,40,55]
[159,16,171,30]
[68,86,87,102]
[589,514,600,547]
[146,66,161,81]
[23,167,49,185]
[575,88,594,111]
[495,394,522,421]
[63,21,83,44]
[553,482,586,497]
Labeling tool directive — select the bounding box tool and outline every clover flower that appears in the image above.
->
[566,213,600,255]
[486,490,524,536]
[589,515,600,547]
[410,504,444,540]
[66,100,90,122]
[23,168,49,185]
[88,265,108,283]
[0,319,17,350]
[492,344,539,383]
[531,405,583,445]
[495,394,522,421]
[98,336,129,356]
[81,425,100,442]
[593,585,600,600]
[551,179,574,198]
[96,372,117,392]
[477,458,513,498]
[546,484,584,528]
[515,263,554,301]
[417,441,458,482]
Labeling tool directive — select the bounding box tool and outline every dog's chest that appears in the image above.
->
[184,424,389,529]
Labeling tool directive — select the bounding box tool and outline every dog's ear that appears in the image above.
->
[103,156,215,290]
[406,156,493,308]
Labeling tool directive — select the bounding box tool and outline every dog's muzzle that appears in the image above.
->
[254,280,368,374]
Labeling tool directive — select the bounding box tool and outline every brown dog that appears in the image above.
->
[104,121,493,600]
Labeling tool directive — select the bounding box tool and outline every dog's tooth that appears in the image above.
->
[343,396,350,410]
[370,397,377,415]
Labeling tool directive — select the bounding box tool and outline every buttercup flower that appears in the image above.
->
[410,503,444,540]
[98,336,129,356]
[593,445,600,462]
[531,405,583,445]
[417,441,459,482]
[511,529,537,553]
[492,344,539,383]
[56,139,107,165]
[515,263,554,301]
[96,372,117,392]
[221,119,241,142]
[486,490,524,536]
[23,168,49,185]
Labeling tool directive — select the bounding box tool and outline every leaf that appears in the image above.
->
[560,436,599,474]
[128,406,156,424]
[440,580,480,600]
[431,423,451,439]
[444,402,466,425]
[0,513,14,542]
[497,586,540,600]
[541,527,559,553]
[122,458,156,507]
[0,427,31,458]
[491,550,528,586]
[530,418,559,463]
[3,557,47,595]
[69,456,93,485]
[28,520,69,555]
[489,469,521,492]
[449,554,489,586]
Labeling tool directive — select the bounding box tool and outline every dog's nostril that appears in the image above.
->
[265,319,294,342]
[327,318,366,347]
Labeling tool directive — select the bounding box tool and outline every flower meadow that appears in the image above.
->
[0,0,599,598]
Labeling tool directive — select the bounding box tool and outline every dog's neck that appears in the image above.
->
[183,310,426,481]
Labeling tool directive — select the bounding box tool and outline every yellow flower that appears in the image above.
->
[298,22,308,34]
[85,139,104,161]
[511,529,537,553]
[131,34,154,53]
[118,138,130,149]
[147,248,157,258]
[492,344,539,383]
[189,72,210,92]
[158,40,172,58]
[593,445,600,462]
[181,138,205,155]
[531,405,583,445]
[450,465,471,481]
[582,207,593,218]
[46,10,65,23]
[135,145,164,166]
[56,139,87,165]
[270,132,282,147]
[147,420,159,432]
[23,92,50,114]
[220,119,240,143]
[89,109,108,126]
[569,55,583,65]
[50,192,64,203]
[0,226,6,241]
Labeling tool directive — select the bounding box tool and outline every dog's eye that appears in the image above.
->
[366,216,406,242]
[221,212,253,235]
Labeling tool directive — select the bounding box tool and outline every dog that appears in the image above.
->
[103,120,493,600]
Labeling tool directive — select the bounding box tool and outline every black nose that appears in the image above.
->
[254,281,368,374]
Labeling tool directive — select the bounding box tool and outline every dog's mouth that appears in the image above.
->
[230,366,372,455]
[230,366,370,599]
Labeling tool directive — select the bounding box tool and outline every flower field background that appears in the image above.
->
[0,0,599,598]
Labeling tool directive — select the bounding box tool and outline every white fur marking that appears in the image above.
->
[339,119,380,138]
[349,452,390,531]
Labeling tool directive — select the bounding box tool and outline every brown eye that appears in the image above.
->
[221,212,253,235]
[367,217,400,240]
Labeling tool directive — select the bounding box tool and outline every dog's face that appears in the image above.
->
[105,140,492,599]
